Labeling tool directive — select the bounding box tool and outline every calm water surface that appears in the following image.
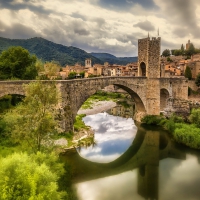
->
[63,107,200,200]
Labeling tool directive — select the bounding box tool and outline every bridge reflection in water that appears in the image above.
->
[61,124,186,200]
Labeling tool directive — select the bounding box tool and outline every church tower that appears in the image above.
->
[85,58,92,68]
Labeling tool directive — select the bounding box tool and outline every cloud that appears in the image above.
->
[134,20,155,31]
[71,12,88,21]
[154,0,200,38]
[173,27,188,38]
[1,0,200,57]
[0,21,40,39]
[74,28,90,36]
[94,0,158,11]
[0,0,53,15]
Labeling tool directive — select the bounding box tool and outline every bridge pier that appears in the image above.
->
[146,79,160,116]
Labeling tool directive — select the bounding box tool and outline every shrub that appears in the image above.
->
[0,152,67,199]
[141,115,163,125]
[189,108,200,128]
[173,123,200,149]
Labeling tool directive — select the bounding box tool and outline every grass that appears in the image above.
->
[74,114,89,132]
[77,136,96,148]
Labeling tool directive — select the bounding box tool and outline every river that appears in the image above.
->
[62,104,200,200]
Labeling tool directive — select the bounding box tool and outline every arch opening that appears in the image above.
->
[140,62,146,77]
[76,84,146,118]
[0,94,25,113]
[160,89,170,111]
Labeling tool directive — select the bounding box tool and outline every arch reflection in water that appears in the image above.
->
[62,124,187,200]
[77,112,137,163]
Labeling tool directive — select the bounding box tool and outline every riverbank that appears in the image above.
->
[142,112,200,150]
[56,100,117,150]
[77,100,117,115]
[74,100,117,142]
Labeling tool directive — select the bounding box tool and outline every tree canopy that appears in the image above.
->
[189,108,200,128]
[181,44,185,52]
[162,49,171,57]
[184,66,192,80]
[0,152,67,200]
[0,46,37,80]
[195,73,200,87]
[3,81,60,153]
[44,61,61,77]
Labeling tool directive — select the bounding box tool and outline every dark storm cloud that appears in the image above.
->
[71,13,88,21]
[0,21,40,39]
[161,0,200,38]
[173,27,188,38]
[134,20,155,32]
[0,0,53,15]
[70,13,106,28]
[94,0,158,11]
[93,17,106,27]
[74,28,90,36]
[160,38,181,54]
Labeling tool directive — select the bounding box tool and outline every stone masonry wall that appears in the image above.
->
[188,80,198,91]
[138,38,148,76]
[0,76,190,132]
[148,37,161,78]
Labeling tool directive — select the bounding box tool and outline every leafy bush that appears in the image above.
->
[0,152,67,199]
[141,115,163,125]
[74,114,89,131]
[173,123,200,149]
[189,108,200,128]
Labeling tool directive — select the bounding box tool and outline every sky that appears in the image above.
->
[0,0,200,57]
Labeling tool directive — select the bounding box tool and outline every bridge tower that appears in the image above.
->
[137,36,161,116]
[138,36,161,78]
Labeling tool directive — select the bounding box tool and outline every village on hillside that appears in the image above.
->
[42,39,200,80]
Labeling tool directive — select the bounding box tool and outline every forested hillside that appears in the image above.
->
[0,37,137,66]
[0,37,102,66]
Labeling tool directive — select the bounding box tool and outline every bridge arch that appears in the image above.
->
[160,88,170,111]
[0,92,25,98]
[75,80,147,121]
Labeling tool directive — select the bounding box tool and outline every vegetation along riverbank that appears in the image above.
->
[141,109,200,150]
[0,81,78,200]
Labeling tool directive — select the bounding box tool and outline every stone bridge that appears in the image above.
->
[0,76,188,131]
[0,36,190,131]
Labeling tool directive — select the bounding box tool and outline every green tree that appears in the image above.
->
[3,81,60,153]
[0,46,37,80]
[167,57,172,62]
[181,44,185,52]
[162,49,171,57]
[68,72,76,79]
[44,61,61,78]
[185,43,195,56]
[171,49,176,55]
[195,73,200,87]
[184,66,192,80]
[0,152,67,200]
[189,108,200,128]
[174,49,182,56]
[35,59,45,74]
[79,71,85,78]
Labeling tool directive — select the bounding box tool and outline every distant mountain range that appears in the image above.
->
[90,53,137,65]
[0,37,137,66]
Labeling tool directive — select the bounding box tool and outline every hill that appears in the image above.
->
[0,37,102,66]
[0,37,137,66]
[90,53,138,65]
